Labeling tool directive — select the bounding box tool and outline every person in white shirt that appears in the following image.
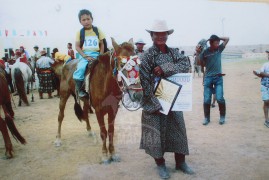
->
[36,50,55,99]
[253,50,269,128]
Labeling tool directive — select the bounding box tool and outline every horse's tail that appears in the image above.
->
[5,101,14,118]
[72,93,83,122]
[14,68,29,105]
[5,115,26,144]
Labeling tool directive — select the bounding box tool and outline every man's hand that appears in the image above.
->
[253,70,262,78]
[153,66,164,77]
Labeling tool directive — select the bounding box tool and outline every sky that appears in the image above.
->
[0,0,269,52]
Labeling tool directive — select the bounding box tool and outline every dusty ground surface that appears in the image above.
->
[0,59,269,180]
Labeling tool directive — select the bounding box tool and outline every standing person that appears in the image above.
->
[181,50,192,73]
[19,46,30,62]
[197,35,229,125]
[253,50,269,128]
[73,9,105,98]
[36,50,55,99]
[193,53,201,78]
[33,45,41,62]
[135,39,146,58]
[3,57,14,93]
[67,43,75,59]
[139,20,194,179]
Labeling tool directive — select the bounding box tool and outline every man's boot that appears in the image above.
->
[218,102,226,125]
[203,103,211,125]
[75,80,88,98]
[48,92,53,99]
[39,92,43,99]
[175,153,194,175]
[155,158,170,179]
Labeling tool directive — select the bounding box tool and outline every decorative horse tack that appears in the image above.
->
[113,54,143,111]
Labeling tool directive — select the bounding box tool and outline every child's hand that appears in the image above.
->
[86,56,95,61]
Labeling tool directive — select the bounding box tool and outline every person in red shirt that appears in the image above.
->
[0,58,5,69]
[67,43,75,59]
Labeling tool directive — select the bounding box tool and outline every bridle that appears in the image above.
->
[109,49,143,111]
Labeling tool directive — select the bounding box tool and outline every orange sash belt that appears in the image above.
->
[41,70,52,73]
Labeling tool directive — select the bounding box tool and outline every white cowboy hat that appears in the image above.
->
[135,39,146,45]
[146,20,174,35]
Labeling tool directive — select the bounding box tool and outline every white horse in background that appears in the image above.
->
[10,62,33,106]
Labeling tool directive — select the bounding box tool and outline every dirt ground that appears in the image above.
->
[0,59,269,180]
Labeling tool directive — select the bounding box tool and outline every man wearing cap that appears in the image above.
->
[135,39,146,58]
[33,45,41,62]
[197,34,229,125]
[139,20,194,179]
[253,50,269,128]
[36,50,55,99]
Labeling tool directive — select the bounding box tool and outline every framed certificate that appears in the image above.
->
[154,78,182,115]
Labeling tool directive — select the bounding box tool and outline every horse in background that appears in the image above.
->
[0,68,26,158]
[55,37,134,164]
[11,62,33,106]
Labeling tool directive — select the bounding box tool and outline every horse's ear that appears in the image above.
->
[111,37,120,53]
[128,38,134,45]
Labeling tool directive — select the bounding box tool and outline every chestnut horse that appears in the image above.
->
[55,38,134,163]
[51,60,94,113]
[0,68,26,158]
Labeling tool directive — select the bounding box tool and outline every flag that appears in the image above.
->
[27,30,31,36]
[12,29,17,36]
[5,30,8,37]
[39,30,43,36]
[33,31,36,36]
[45,30,47,36]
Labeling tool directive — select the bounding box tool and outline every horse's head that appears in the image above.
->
[112,37,135,57]
[111,38,143,111]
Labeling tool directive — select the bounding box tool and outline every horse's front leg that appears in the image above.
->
[31,82,34,102]
[82,98,95,137]
[18,98,22,107]
[96,109,109,164]
[55,92,70,147]
[108,106,120,162]
[0,117,13,158]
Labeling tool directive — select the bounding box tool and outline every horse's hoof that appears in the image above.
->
[88,130,96,137]
[5,151,13,159]
[110,154,121,162]
[54,139,62,147]
[101,156,111,165]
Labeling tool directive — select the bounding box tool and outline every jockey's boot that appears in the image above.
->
[75,80,88,98]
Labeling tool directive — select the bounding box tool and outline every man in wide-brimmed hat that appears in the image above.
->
[253,50,269,128]
[139,20,194,179]
[36,50,55,99]
[197,34,229,126]
[135,39,146,58]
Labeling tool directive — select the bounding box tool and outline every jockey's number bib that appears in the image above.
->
[84,36,99,49]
